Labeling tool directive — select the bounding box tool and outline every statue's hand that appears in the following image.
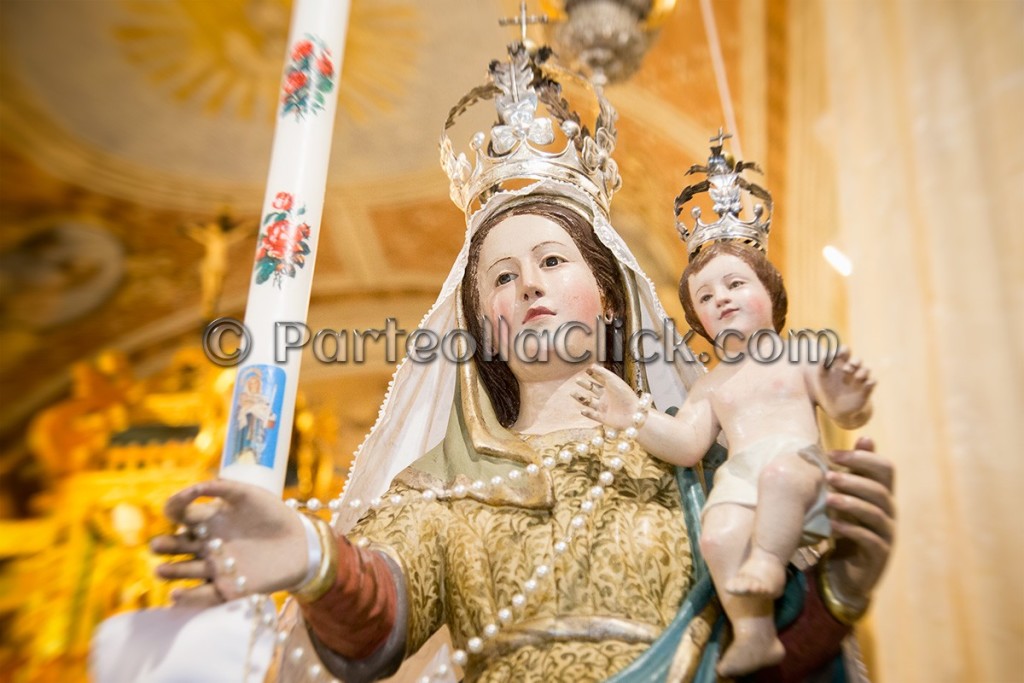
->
[825,437,895,608]
[151,479,308,607]
[574,365,639,430]
[817,346,876,428]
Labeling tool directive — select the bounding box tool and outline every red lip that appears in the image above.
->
[719,307,739,320]
[523,306,555,324]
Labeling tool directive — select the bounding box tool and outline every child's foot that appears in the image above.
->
[726,547,787,598]
[717,632,785,677]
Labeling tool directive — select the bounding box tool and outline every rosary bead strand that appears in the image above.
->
[271,401,651,681]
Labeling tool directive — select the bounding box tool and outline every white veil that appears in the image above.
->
[333,178,705,533]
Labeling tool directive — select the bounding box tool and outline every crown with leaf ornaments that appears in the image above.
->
[440,40,622,219]
[674,129,774,256]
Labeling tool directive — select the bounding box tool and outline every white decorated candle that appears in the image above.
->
[220,0,350,494]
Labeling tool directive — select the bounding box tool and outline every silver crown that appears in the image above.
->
[440,40,622,218]
[674,129,774,256]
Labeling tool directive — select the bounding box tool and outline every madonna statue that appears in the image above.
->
[100,37,893,683]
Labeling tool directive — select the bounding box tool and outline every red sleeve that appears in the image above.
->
[749,569,852,682]
[299,533,399,660]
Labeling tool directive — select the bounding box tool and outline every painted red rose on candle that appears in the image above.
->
[284,71,308,95]
[291,39,314,61]
[272,192,293,211]
[316,54,334,78]
[254,192,312,286]
[280,34,335,120]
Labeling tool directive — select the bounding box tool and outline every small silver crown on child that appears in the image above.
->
[674,128,774,255]
[439,33,622,218]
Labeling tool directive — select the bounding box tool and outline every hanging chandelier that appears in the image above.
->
[539,0,678,83]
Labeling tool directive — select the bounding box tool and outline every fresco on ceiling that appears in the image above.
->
[0,0,510,212]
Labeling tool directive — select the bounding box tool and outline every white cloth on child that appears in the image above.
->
[703,434,831,544]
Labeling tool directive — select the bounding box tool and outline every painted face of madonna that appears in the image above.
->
[475,214,604,374]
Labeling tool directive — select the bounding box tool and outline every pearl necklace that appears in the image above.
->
[253,396,653,681]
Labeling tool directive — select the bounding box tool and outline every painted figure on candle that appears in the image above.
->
[576,138,876,677]
[223,365,284,469]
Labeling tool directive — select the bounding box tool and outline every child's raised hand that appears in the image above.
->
[573,365,640,430]
[818,345,876,427]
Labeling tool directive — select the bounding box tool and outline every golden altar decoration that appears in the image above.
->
[0,347,338,682]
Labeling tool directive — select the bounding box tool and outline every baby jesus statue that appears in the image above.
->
[575,239,875,676]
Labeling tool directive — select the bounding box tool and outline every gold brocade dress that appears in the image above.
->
[348,429,698,683]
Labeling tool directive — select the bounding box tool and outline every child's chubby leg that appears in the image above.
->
[728,450,826,599]
[701,503,785,677]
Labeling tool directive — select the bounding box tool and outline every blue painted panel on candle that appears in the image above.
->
[222,364,287,470]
